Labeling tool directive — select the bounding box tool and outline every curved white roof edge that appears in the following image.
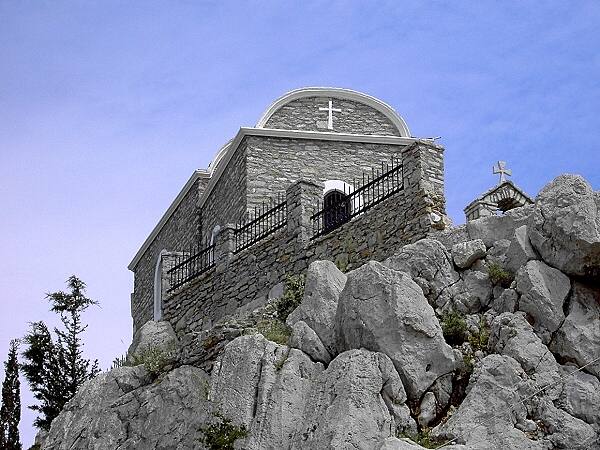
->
[207,140,232,174]
[255,87,411,137]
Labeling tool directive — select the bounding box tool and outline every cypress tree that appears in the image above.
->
[0,339,22,450]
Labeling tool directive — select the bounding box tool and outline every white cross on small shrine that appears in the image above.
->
[493,161,512,184]
[318,100,341,130]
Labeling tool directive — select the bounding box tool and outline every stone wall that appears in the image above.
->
[161,142,445,337]
[264,97,402,136]
[200,139,248,243]
[245,136,403,212]
[131,175,207,333]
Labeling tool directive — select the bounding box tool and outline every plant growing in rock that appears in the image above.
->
[487,262,514,288]
[131,345,174,376]
[256,319,291,346]
[199,413,248,450]
[110,354,128,370]
[440,310,468,346]
[397,428,444,449]
[275,274,305,321]
[468,317,490,353]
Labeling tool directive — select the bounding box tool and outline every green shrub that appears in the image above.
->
[199,413,248,450]
[257,319,291,345]
[275,274,305,321]
[440,310,468,346]
[397,429,444,449]
[131,345,174,376]
[468,317,490,352]
[488,263,514,288]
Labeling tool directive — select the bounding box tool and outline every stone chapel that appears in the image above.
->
[128,87,447,335]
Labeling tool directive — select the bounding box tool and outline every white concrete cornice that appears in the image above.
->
[128,127,426,271]
[255,87,411,137]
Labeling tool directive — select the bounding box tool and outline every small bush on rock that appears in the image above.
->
[199,413,247,450]
[397,428,444,449]
[440,311,468,346]
[468,317,490,352]
[257,319,291,345]
[275,274,305,321]
[487,263,514,288]
[131,345,174,376]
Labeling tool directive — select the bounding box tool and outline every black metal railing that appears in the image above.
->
[235,198,287,253]
[167,244,215,292]
[311,157,403,238]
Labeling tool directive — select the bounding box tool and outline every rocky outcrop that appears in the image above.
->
[452,239,487,269]
[44,174,600,450]
[42,365,210,449]
[528,174,600,277]
[515,260,570,344]
[127,320,179,364]
[287,260,346,356]
[336,261,455,400]
[549,282,600,378]
[383,238,461,310]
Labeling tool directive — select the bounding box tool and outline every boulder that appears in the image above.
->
[292,349,406,450]
[467,205,533,247]
[418,391,438,427]
[210,334,324,450]
[43,365,210,449]
[383,238,461,309]
[515,260,570,343]
[533,399,598,449]
[549,282,600,378]
[489,312,559,390]
[127,320,179,364]
[432,355,546,450]
[491,288,518,314]
[336,261,455,399]
[528,174,600,277]
[556,364,600,426]
[452,239,487,269]
[456,269,493,313]
[504,225,538,273]
[289,320,331,364]
[287,260,347,356]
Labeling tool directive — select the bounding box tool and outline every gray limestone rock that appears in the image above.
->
[549,282,600,378]
[289,320,331,364]
[456,269,493,313]
[418,391,438,427]
[210,334,324,450]
[452,239,487,269]
[336,261,455,400]
[292,349,405,450]
[383,238,461,309]
[534,399,598,449]
[515,260,570,343]
[43,365,210,450]
[127,319,179,364]
[489,312,560,394]
[556,364,600,426]
[491,288,518,313]
[432,355,546,450]
[466,205,534,247]
[286,260,347,356]
[505,225,538,274]
[528,174,600,278]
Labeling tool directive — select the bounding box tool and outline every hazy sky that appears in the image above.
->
[1,1,599,445]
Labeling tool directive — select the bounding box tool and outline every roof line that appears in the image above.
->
[128,127,424,270]
[255,87,411,137]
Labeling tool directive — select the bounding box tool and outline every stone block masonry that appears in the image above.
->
[160,142,445,337]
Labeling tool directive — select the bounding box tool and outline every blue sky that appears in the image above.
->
[1,1,599,445]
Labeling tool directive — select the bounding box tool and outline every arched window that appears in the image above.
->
[153,249,168,321]
[323,189,351,232]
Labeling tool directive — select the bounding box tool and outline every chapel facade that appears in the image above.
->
[128,88,447,335]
